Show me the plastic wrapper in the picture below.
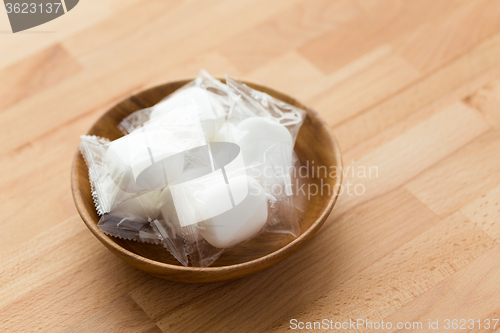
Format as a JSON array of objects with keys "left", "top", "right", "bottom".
[
  {"left": 118, "top": 70, "right": 231, "bottom": 136},
  {"left": 79, "top": 70, "right": 306, "bottom": 267}
]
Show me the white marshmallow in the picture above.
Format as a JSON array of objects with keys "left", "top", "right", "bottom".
[
  {"left": 236, "top": 117, "right": 292, "bottom": 166},
  {"left": 235, "top": 117, "right": 293, "bottom": 191},
  {"left": 106, "top": 105, "right": 207, "bottom": 192},
  {"left": 159, "top": 187, "right": 202, "bottom": 241},
  {"left": 210, "top": 122, "right": 238, "bottom": 143},
  {"left": 199, "top": 175, "right": 268, "bottom": 248},
  {"left": 110, "top": 189, "right": 162, "bottom": 221},
  {"left": 168, "top": 142, "right": 247, "bottom": 228},
  {"left": 150, "top": 87, "right": 226, "bottom": 140}
]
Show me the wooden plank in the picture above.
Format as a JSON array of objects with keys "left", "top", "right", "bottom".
[
  {"left": 63, "top": 0, "right": 301, "bottom": 68},
  {"left": 461, "top": 183, "right": 500, "bottom": 242},
  {"left": 333, "top": 31, "right": 500, "bottom": 151},
  {"left": 342, "top": 65, "right": 500, "bottom": 161},
  {"left": 406, "top": 130, "right": 500, "bottom": 218},
  {"left": 295, "top": 45, "right": 393, "bottom": 101},
  {"left": 0, "top": 104, "right": 101, "bottom": 252},
  {"left": 298, "top": 0, "right": 464, "bottom": 74},
  {"left": 64, "top": 294, "right": 161, "bottom": 333},
  {"left": 294, "top": 212, "right": 496, "bottom": 324},
  {"left": 465, "top": 75, "right": 500, "bottom": 129},
  {"left": 0, "top": 44, "right": 81, "bottom": 112},
  {"left": 375, "top": 244, "right": 500, "bottom": 333},
  {"left": 0, "top": 65, "right": 143, "bottom": 156},
  {"left": 217, "top": 0, "right": 362, "bottom": 74},
  {"left": 61, "top": 0, "right": 189, "bottom": 65},
  {"left": 332, "top": 102, "right": 490, "bottom": 219},
  {"left": 0, "top": 217, "right": 155, "bottom": 332},
  {"left": 395, "top": 0, "right": 500, "bottom": 73},
  {"left": 160, "top": 52, "right": 244, "bottom": 80},
  {"left": 246, "top": 51, "right": 326, "bottom": 97},
  {"left": 306, "top": 51, "right": 419, "bottom": 126}
]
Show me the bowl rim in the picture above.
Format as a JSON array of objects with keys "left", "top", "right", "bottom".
[{"left": 71, "top": 78, "right": 343, "bottom": 275}]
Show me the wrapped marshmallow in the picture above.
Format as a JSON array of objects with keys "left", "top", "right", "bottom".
[
  {"left": 119, "top": 70, "right": 232, "bottom": 136},
  {"left": 150, "top": 87, "right": 226, "bottom": 140},
  {"left": 97, "top": 190, "right": 162, "bottom": 244},
  {"left": 79, "top": 70, "right": 306, "bottom": 267},
  {"left": 199, "top": 175, "right": 268, "bottom": 248}
]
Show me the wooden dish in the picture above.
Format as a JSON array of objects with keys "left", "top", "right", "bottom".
[{"left": 71, "top": 79, "right": 343, "bottom": 283}]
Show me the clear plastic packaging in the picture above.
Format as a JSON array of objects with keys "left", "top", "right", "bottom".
[
  {"left": 118, "top": 70, "right": 232, "bottom": 136},
  {"left": 79, "top": 70, "right": 306, "bottom": 267}
]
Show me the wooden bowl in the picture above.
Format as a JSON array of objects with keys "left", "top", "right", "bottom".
[{"left": 71, "top": 79, "right": 343, "bottom": 283}]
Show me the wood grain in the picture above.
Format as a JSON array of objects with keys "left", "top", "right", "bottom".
[
  {"left": 0, "top": 44, "right": 81, "bottom": 112},
  {"left": 3, "top": 0, "right": 500, "bottom": 331}
]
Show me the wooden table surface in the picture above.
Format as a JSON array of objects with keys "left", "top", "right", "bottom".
[{"left": 2, "top": 0, "right": 500, "bottom": 332}]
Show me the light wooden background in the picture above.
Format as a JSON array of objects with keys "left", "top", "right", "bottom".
[{"left": 2, "top": 0, "right": 500, "bottom": 332}]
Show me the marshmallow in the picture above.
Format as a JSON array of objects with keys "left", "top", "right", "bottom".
[
  {"left": 102, "top": 91, "right": 294, "bottom": 250},
  {"left": 168, "top": 142, "right": 246, "bottom": 228},
  {"left": 199, "top": 175, "right": 268, "bottom": 248},
  {"left": 210, "top": 122, "right": 238, "bottom": 143},
  {"left": 106, "top": 104, "right": 207, "bottom": 192},
  {"left": 151, "top": 87, "right": 226, "bottom": 140},
  {"left": 235, "top": 117, "right": 293, "bottom": 191},
  {"left": 110, "top": 189, "right": 162, "bottom": 221},
  {"left": 159, "top": 187, "right": 202, "bottom": 241},
  {"left": 235, "top": 117, "right": 292, "bottom": 165}
]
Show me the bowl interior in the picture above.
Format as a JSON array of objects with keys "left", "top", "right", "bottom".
[{"left": 72, "top": 79, "right": 342, "bottom": 278}]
